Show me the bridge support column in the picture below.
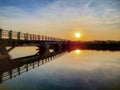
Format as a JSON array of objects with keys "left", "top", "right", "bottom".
[
  {"left": 36, "top": 42, "right": 48, "bottom": 55},
  {"left": 0, "top": 41, "right": 9, "bottom": 59}
]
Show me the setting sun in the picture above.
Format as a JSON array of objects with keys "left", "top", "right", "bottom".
[{"left": 75, "top": 33, "right": 81, "bottom": 38}]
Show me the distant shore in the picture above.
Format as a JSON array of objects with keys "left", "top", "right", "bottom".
[{"left": 68, "top": 40, "right": 120, "bottom": 51}]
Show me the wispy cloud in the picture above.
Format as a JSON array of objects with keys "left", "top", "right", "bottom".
[{"left": 0, "top": 0, "right": 120, "bottom": 40}]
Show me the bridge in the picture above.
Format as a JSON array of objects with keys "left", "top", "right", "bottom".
[{"left": 0, "top": 28, "right": 69, "bottom": 58}]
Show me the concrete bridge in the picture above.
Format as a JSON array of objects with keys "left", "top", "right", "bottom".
[{"left": 0, "top": 28, "right": 69, "bottom": 58}]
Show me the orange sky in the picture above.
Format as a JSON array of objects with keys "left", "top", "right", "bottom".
[{"left": 0, "top": 0, "right": 120, "bottom": 41}]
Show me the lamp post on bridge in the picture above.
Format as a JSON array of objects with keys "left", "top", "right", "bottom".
[
  {"left": 0, "top": 28, "right": 2, "bottom": 39},
  {"left": 38, "top": 35, "right": 40, "bottom": 40},
  {"left": 17, "top": 32, "right": 20, "bottom": 40},
  {"left": 24, "top": 33, "right": 28, "bottom": 40},
  {"left": 30, "top": 34, "right": 32, "bottom": 40},
  {"left": 9, "top": 30, "right": 12, "bottom": 40},
  {"left": 42, "top": 35, "right": 44, "bottom": 40}
]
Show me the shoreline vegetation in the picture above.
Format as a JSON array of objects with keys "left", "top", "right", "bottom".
[{"left": 68, "top": 40, "right": 120, "bottom": 51}]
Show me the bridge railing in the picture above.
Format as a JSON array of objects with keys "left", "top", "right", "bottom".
[
  {"left": 0, "top": 28, "right": 67, "bottom": 41},
  {"left": 1, "top": 30, "right": 9, "bottom": 39}
]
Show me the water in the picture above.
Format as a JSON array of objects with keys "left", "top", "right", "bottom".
[{"left": 0, "top": 47, "right": 120, "bottom": 90}]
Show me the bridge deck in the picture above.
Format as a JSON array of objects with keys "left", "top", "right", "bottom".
[{"left": 0, "top": 29, "right": 68, "bottom": 47}]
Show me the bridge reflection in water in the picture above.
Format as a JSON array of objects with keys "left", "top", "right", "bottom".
[{"left": 0, "top": 49, "right": 67, "bottom": 84}]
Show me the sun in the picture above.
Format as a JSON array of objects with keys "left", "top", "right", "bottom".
[
  {"left": 75, "top": 49, "right": 81, "bottom": 54},
  {"left": 75, "top": 33, "right": 81, "bottom": 38}
]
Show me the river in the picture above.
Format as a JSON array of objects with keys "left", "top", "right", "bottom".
[{"left": 0, "top": 47, "right": 120, "bottom": 90}]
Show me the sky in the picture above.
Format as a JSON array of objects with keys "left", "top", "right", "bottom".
[{"left": 0, "top": 0, "right": 120, "bottom": 40}]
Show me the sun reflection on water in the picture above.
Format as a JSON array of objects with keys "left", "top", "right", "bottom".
[{"left": 75, "top": 49, "right": 81, "bottom": 54}]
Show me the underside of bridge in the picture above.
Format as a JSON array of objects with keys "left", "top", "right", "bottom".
[{"left": 0, "top": 39, "right": 68, "bottom": 59}]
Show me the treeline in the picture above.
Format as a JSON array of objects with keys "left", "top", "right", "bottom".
[{"left": 68, "top": 40, "right": 120, "bottom": 51}]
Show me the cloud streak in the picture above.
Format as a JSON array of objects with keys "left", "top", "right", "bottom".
[{"left": 0, "top": 0, "right": 120, "bottom": 40}]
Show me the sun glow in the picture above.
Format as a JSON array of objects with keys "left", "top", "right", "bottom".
[
  {"left": 75, "top": 33, "right": 81, "bottom": 38},
  {"left": 75, "top": 49, "right": 81, "bottom": 54}
]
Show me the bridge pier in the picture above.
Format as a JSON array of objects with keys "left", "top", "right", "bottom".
[
  {"left": 0, "top": 41, "right": 10, "bottom": 59},
  {"left": 36, "top": 43, "right": 47, "bottom": 55},
  {"left": 36, "top": 41, "right": 62, "bottom": 55}
]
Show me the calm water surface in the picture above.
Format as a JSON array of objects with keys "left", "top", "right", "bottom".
[{"left": 0, "top": 47, "right": 120, "bottom": 90}]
